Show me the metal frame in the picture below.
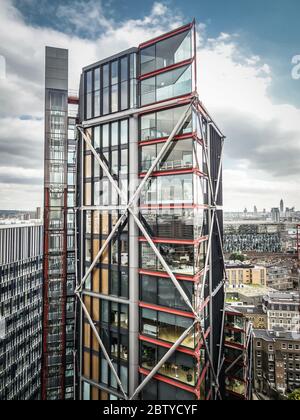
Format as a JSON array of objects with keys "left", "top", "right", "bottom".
[{"left": 75, "top": 93, "right": 226, "bottom": 400}]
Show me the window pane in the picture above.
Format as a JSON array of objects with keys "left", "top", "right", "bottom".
[
  {"left": 156, "top": 30, "right": 192, "bottom": 70},
  {"left": 103, "top": 64, "right": 109, "bottom": 88},
  {"left": 94, "top": 90, "right": 100, "bottom": 117},
  {"left": 121, "top": 81, "right": 128, "bottom": 110},
  {"left": 103, "top": 87, "right": 109, "bottom": 115},
  {"left": 86, "top": 93, "right": 92, "bottom": 119},
  {"left": 141, "top": 113, "right": 156, "bottom": 141},
  {"left": 120, "top": 120, "right": 128, "bottom": 144},
  {"left": 140, "top": 45, "right": 156, "bottom": 75},
  {"left": 111, "top": 61, "right": 119, "bottom": 85},
  {"left": 130, "top": 53, "right": 137, "bottom": 79},
  {"left": 94, "top": 67, "right": 100, "bottom": 91},
  {"left": 121, "top": 149, "right": 128, "bottom": 174},
  {"left": 111, "top": 122, "right": 118, "bottom": 146},
  {"left": 94, "top": 126, "right": 100, "bottom": 149},
  {"left": 86, "top": 71, "right": 92, "bottom": 93},
  {"left": 156, "top": 65, "right": 192, "bottom": 102},
  {"left": 121, "top": 57, "right": 128, "bottom": 82},
  {"left": 102, "top": 124, "right": 109, "bottom": 148},
  {"left": 111, "top": 84, "right": 118, "bottom": 113},
  {"left": 141, "top": 77, "right": 155, "bottom": 106}
]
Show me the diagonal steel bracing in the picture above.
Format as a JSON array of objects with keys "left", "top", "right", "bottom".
[
  {"left": 76, "top": 291, "right": 129, "bottom": 400},
  {"left": 75, "top": 98, "right": 225, "bottom": 401}
]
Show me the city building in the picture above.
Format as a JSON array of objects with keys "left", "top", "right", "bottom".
[
  {"left": 267, "top": 266, "right": 294, "bottom": 291},
  {"left": 224, "top": 307, "right": 253, "bottom": 400},
  {"left": 226, "top": 262, "right": 266, "bottom": 287},
  {"left": 280, "top": 200, "right": 284, "bottom": 214},
  {"left": 75, "top": 22, "right": 226, "bottom": 401},
  {"left": 224, "top": 221, "right": 282, "bottom": 254},
  {"left": 253, "top": 329, "right": 300, "bottom": 398},
  {"left": 0, "top": 224, "right": 43, "bottom": 400},
  {"left": 271, "top": 208, "right": 280, "bottom": 223},
  {"left": 226, "top": 284, "right": 276, "bottom": 307},
  {"left": 41, "top": 47, "right": 78, "bottom": 400},
  {"left": 262, "top": 292, "right": 300, "bottom": 333},
  {"left": 227, "top": 305, "right": 267, "bottom": 330}
]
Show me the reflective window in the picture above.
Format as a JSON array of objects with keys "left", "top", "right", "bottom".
[
  {"left": 141, "top": 309, "right": 196, "bottom": 348},
  {"left": 141, "top": 65, "right": 192, "bottom": 105},
  {"left": 140, "top": 29, "right": 192, "bottom": 75},
  {"left": 141, "top": 174, "right": 193, "bottom": 205},
  {"left": 140, "top": 139, "right": 195, "bottom": 172},
  {"left": 141, "top": 242, "right": 206, "bottom": 275},
  {"left": 140, "top": 105, "right": 192, "bottom": 141},
  {"left": 156, "top": 65, "right": 192, "bottom": 102},
  {"left": 141, "top": 208, "right": 205, "bottom": 240},
  {"left": 141, "top": 343, "right": 198, "bottom": 386},
  {"left": 140, "top": 275, "right": 194, "bottom": 312}
]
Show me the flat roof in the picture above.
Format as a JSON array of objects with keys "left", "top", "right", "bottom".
[
  {"left": 83, "top": 47, "right": 138, "bottom": 72},
  {"left": 0, "top": 222, "right": 42, "bottom": 229},
  {"left": 253, "top": 329, "right": 300, "bottom": 341}
]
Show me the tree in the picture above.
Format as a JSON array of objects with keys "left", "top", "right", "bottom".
[
  {"left": 229, "top": 253, "right": 245, "bottom": 262},
  {"left": 288, "top": 389, "right": 300, "bottom": 400}
]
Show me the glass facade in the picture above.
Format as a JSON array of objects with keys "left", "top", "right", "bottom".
[
  {"left": 141, "top": 308, "right": 197, "bottom": 349},
  {"left": 140, "top": 241, "right": 206, "bottom": 275},
  {"left": 141, "top": 342, "right": 202, "bottom": 387},
  {"left": 140, "top": 29, "right": 193, "bottom": 75},
  {"left": 43, "top": 47, "right": 77, "bottom": 400},
  {"left": 140, "top": 275, "right": 194, "bottom": 312},
  {"left": 141, "top": 65, "right": 192, "bottom": 106},
  {"left": 85, "top": 53, "right": 137, "bottom": 119},
  {"left": 141, "top": 208, "right": 206, "bottom": 240},
  {"left": 0, "top": 225, "right": 43, "bottom": 400},
  {"left": 78, "top": 22, "right": 224, "bottom": 402}
]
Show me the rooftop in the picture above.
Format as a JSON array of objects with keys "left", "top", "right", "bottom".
[{"left": 253, "top": 328, "right": 300, "bottom": 342}]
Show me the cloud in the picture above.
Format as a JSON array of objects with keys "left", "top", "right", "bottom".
[
  {"left": 197, "top": 30, "right": 300, "bottom": 210},
  {"left": 0, "top": 0, "right": 299, "bottom": 212}
]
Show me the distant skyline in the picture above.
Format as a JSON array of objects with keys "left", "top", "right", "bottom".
[{"left": 0, "top": 0, "right": 299, "bottom": 211}]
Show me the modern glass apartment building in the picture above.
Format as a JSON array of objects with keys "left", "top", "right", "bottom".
[
  {"left": 0, "top": 224, "right": 43, "bottom": 400},
  {"left": 75, "top": 22, "right": 226, "bottom": 401}
]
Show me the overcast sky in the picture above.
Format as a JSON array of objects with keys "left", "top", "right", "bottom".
[{"left": 0, "top": 0, "right": 299, "bottom": 212}]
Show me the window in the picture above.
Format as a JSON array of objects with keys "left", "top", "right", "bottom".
[
  {"left": 140, "top": 45, "right": 156, "bottom": 75},
  {"left": 141, "top": 308, "right": 196, "bottom": 348},
  {"left": 140, "top": 105, "right": 193, "bottom": 141},
  {"left": 141, "top": 342, "right": 197, "bottom": 386},
  {"left": 141, "top": 65, "right": 192, "bottom": 106},
  {"left": 141, "top": 242, "right": 204, "bottom": 275},
  {"left": 141, "top": 174, "right": 194, "bottom": 205},
  {"left": 140, "top": 139, "right": 197, "bottom": 173},
  {"left": 140, "top": 29, "right": 192, "bottom": 75}
]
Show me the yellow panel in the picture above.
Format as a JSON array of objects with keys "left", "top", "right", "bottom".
[
  {"left": 92, "top": 355, "right": 99, "bottom": 382},
  {"left": 85, "top": 155, "right": 92, "bottom": 178},
  {"left": 92, "top": 297, "right": 100, "bottom": 322},
  {"left": 101, "top": 269, "right": 109, "bottom": 295},
  {"left": 92, "top": 268, "right": 100, "bottom": 293},
  {"left": 101, "top": 242, "right": 109, "bottom": 264},
  {"left": 83, "top": 351, "right": 90, "bottom": 378},
  {"left": 84, "top": 322, "right": 91, "bottom": 348},
  {"left": 93, "top": 239, "right": 100, "bottom": 259},
  {"left": 102, "top": 212, "right": 109, "bottom": 234},
  {"left": 92, "top": 386, "right": 99, "bottom": 401},
  {"left": 93, "top": 211, "right": 100, "bottom": 234},
  {"left": 101, "top": 391, "right": 109, "bottom": 400},
  {"left": 84, "top": 295, "right": 91, "bottom": 313},
  {"left": 85, "top": 183, "right": 92, "bottom": 206}
]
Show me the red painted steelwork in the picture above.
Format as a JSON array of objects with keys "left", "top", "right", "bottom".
[
  {"left": 139, "top": 301, "right": 195, "bottom": 319},
  {"left": 139, "top": 22, "right": 193, "bottom": 50}
]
